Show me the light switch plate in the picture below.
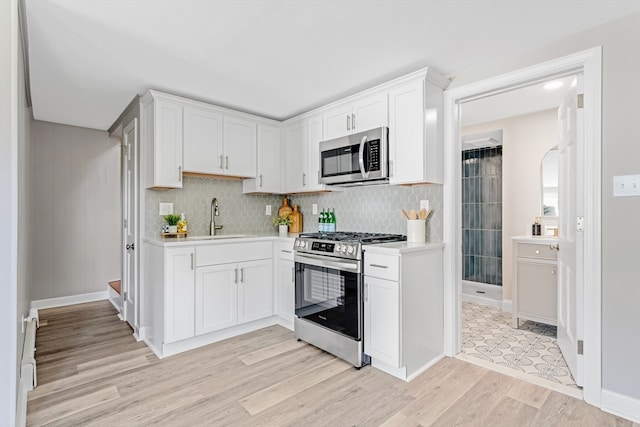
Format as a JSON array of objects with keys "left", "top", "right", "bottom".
[
  {"left": 265, "top": 205, "right": 272, "bottom": 216},
  {"left": 159, "top": 202, "right": 173, "bottom": 215},
  {"left": 613, "top": 174, "right": 640, "bottom": 197},
  {"left": 420, "top": 200, "right": 430, "bottom": 211}
]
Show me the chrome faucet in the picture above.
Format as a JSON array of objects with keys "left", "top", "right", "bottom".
[{"left": 210, "top": 197, "right": 223, "bottom": 236}]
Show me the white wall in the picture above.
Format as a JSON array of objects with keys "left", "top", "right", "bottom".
[
  {"left": 30, "top": 121, "right": 121, "bottom": 301},
  {"left": 450, "top": 12, "right": 640, "bottom": 401},
  {"left": 463, "top": 109, "right": 557, "bottom": 300}
]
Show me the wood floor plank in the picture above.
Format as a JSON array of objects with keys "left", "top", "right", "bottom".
[
  {"left": 239, "top": 356, "right": 352, "bottom": 415},
  {"left": 26, "top": 300, "right": 637, "bottom": 427}
]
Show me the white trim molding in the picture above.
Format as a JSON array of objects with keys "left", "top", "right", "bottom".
[
  {"left": 601, "top": 390, "right": 640, "bottom": 424},
  {"left": 443, "top": 47, "right": 602, "bottom": 407},
  {"left": 31, "top": 291, "right": 108, "bottom": 310}
]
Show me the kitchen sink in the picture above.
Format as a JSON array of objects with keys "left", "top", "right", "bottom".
[{"left": 186, "top": 234, "right": 255, "bottom": 241}]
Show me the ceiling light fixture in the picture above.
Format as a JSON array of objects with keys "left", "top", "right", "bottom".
[{"left": 544, "top": 80, "right": 564, "bottom": 90}]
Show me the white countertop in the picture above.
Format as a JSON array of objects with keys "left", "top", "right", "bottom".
[
  {"left": 143, "top": 232, "right": 299, "bottom": 247},
  {"left": 511, "top": 235, "right": 558, "bottom": 244},
  {"left": 362, "top": 241, "right": 445, "bottom": 254}
]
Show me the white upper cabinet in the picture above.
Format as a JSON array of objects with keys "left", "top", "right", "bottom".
[
  {"left": 223, "top": 115, "right": 257, "bottom": 177},
  {"left": 243, "top": 124, "right": 281, "bottom": 194},
  {"left": 142, "top": 92, "right": 184, "bottom": 189},
  {"left": 282, "top": 120, "right": 308, "bottom": 193},
  {"left": 183, "top": 106, "right": 223, "bottom": 175},
  {"left": 323, "top": 92, "right": 388, "bottom": 140},
  {"left": 305, "top": 115, "right": 325, "bottom": 191},
  {"left": 388, "top": 75, "right": 446, "bottom": 185}
]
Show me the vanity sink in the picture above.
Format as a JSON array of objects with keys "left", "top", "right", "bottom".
[{"left": 187, "top": 234, "right": 255, "bottom": 241}]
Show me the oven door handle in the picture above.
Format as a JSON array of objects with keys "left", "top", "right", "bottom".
[
  {"left": 295, "top": 253, "right": 360, "bottom": 272},
  {"left": 358, "top": 135, "right": 369, "bottom": 178}
]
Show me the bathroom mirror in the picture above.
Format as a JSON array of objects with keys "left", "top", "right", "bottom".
[{"left": 541, "top": 147, "right": 559, "bottom": 217}]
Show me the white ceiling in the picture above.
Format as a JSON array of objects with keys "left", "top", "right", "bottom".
[{"left": 25, "top": 1, "right": 640, "bottom": 131}]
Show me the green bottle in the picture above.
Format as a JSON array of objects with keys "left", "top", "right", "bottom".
[{"left": 329, "top": 208, "right": 336, "bottom": 232}]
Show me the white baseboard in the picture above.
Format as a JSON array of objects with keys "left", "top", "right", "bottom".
[
  {"left": 31, "top": 291, "right": 108, "bottom": 310},
  {"left": 16, "top": 380, "right": 28, "bottom": 427},
  {"left": 602, "top": 389, "right": 640, "bottom": 423}
]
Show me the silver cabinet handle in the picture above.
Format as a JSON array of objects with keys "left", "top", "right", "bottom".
[
  {"left": 369, "top": 264, "right": 389, "bottom": 269},
  {"left": 346, "top": 114, "right": 350, "bottom": 131},
  {"left": 389, "top": 160, "right": 393, "bottom": 177},
  {"left": 234, "top": 268, "right": 238, "bottom": 284},
  {"left": 550, "top": 244, "right": 560, "bottom": 251},
  {"left": 219, "top": 155, "right": 224, "bottom": 169},
  {"left": 178, "top": 166, "right": 182, "bottom": 182},
  {"left": 352, "top": 113, "right": 356, "bottom": 130},
  {"left": 225, "top": 155, "right": 229, "bottom": 170},
  {"left": 240, "top": 267, "right": 244, "bottom": 283},
  {"left": 259, "top": 174, "right": 263, "bottom": 187},
  {"left": 291, "top": 267, "right": 294, "bottom": 282},
  {"left": 281, "top": 250, "right": 292, "bottom": 253},
  {"left": 190, "top": 253, "right": 194, "bottom": 270},
  {"left": 302, "top": 172, "right": 306, "bottom": 186},
  {"left": 365, "top": 283, "right": 368, "bottom": 302},
  {"left": 551, "top": 269, "right": 556, "bottom": 275},
  {"left": 535, "top": 250, "right": 540, "bottom": 254}
]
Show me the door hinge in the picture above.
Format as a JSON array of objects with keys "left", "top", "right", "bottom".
[
  {"left": 122, "top": 144, "right": 128, "bottom": 156},
  {"left": 576, "top": 216, "right": 584, "bottom": 232},
  {"left": 123, "top": 218, "right": 128, "bottom": 229},
  {"left": 577, "top": 340, "right": 584, "bottom": 355},
  {"left": 577, "top": 94, "right": 584, "bottom": 109},
  {"left": 123, "top": 291, "right": 128, "bottom": 301}
]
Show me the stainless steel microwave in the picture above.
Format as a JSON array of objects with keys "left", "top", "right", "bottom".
[{"left": 319, "top": 127, "right": 389, "bottom": 186}]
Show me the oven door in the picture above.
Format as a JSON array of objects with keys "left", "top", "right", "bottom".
[{"left": 294, "top": 253, "right": 362, "bottom": 341}]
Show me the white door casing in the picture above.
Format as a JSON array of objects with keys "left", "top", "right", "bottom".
[
  {"left": 557, "top": 76, "right": 584, "bottom": 386},
  {"left": 443, "top": 47, "right": 602, "bottom": 406},
  {"left": 122, "top": 118, "right": 138, "bottom": 330}
]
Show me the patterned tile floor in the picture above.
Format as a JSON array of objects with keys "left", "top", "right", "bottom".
[{"left": 462, "top": 301, "right": 578, "bottom": 389}]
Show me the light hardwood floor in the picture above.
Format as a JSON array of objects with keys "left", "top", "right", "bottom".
[{"left": 27, "top": 301, "right": 637, "bottom": 426}]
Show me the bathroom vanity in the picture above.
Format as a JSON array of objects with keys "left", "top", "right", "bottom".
[{"left": 511, "top": 236, "right": 559, "bottom": 328}]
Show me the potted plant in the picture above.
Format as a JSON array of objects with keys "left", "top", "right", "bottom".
[
  {"left": 273, "top": 215, "right": 292, "bottom": 236},
  {"left": 163, "top": 214, "right": 182, "bottom": 233}
]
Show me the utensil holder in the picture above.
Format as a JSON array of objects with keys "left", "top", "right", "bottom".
[{"left": 407, "top": 219, "right": 426, "bottom": 243}]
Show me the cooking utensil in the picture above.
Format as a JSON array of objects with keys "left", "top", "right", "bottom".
[
  {"left": 418, "top": 208, "right": 428, "bottom": 220},
  {"left": 401, "top": 209, "right": 410, "bottom": 220},
  {"left": 408, "top": 209, "right": 417, "bottom": 220}
]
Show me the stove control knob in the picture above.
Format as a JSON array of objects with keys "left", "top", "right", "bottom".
[
  {"left": 347, "top": 245, "right": 355, "bottom": 254},
  {"left": 341, "top": 245, "right": 348, "bottom": 253},
  {"left": 298, "top": 241, "right": 305, "bottom": 248}
]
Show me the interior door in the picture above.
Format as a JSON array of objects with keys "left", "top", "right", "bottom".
[
  {"left": 557, "top": 76, "right": 584, "bottom": 386},
  {"left": 122, "top": 118, "right": 138, "bottom": 330}
]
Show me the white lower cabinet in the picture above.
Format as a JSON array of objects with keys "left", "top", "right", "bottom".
[
  {"left": 238, "top": 259, "right": 274, "bottom": 323},
  {"left": 364, "top": 276, "right": 400, "bottom": 367},
  {"left": 164, "top": 246, "right": 195, "bottom": 343},
  {"left": 195, "top": 263, "right": 238, "bottom": 335},
  {"left": 276, "top": 239, "right": 295, "bottom": 325},
  {"left": 363, "top": 244, "right": 443, "bottom": 380}
]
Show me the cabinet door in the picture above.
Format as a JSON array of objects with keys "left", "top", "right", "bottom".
[
  {"left": 238, "top": 259, "right": 273, "bottom": 324},
  {"left": 388, "top": 80, "right": 425, "bottom": 185},
  {"left": 223, "top": 116, "right": 257, "bottom": 177},
  {"left": 154, "top": 100, "right": 184, "bottom": 188},
  {"left": 364, "top": 276, "right": 400, "bottom": 367},
  {"left": 352, "top": 92, "right": 388, "bottom": 133},
  {"left": 517, "top": 260, "right": 557, "bottom": 324},
  {"left": 195, "top": 263, "right": 238, "bottom": 335},
  {"left": 183, "top": 106, "right": 224, "bottom": 174},
  {"left": 165, "top": 247, "right": 195, "bottom": 343},
  {"left": 323, "top": 104, "right": 352, "bottom": 140},
  {"left": 256, "top": 124, "right": 281, "bottom": 192},
  {"left": 282, "top": 121, "right": 307, "bottom": 193},
  {"left": 306, "top": 115, "right": 324, "bottom": 191},
  {"left": 277, "top": 258, "right": 295, "bottom": 324}
]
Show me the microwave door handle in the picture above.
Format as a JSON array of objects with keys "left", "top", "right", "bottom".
[{"left": 358, "top": 135, "right": 369, "bottom": 178}]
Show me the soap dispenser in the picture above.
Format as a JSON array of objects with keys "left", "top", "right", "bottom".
[{"left": 532, "top": 217, "right": 542, "bottom": 236}]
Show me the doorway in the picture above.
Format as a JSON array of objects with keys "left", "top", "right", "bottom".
[
  {"left": 121, "top": 118, "right": 138, "bottom": 332},
  {"left": 443, "top": 47, "right": 602, "bottom": 407}
]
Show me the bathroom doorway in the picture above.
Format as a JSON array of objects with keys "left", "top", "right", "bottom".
[{"left": 443, "top": 47, "right": 603, "bottom": 405}]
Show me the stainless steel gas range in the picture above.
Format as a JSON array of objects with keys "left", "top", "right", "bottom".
[{"left": 293, "top": 232, "right": 406, "bottom": 368}]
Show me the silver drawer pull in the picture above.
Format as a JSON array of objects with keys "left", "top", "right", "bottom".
[
  {"left": 551, "top": 270, "right": 556, "bottom": 275},
  {"left": 550, "top": 244, "right": 560, "bottom": 251},
  {"left": 369, "top": 264, "right": 389, "bottom": 269},
  {"left": 535, "top": 250, "right": 540, "bottom": 254},
  {"left": 281, "top": 250, "right": 292, "bottom": 253}
]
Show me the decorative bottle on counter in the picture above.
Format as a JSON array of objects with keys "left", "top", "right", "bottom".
[
  {"left": 532, "top": 217, "right": 542, "bottom": 236},
  {"left": 329, "top": 208, "right": 336, "bottom": 232},
  {"left": 289, "top": 205, "right": 303, "bottom": 233},
  {"left": 278, "top": 197, "right": 293, "bottom": 219}
]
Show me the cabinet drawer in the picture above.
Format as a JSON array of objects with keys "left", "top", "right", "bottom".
[
  {"left": 196, "top": 241, "right": 272, "bottom": 267},
  {"left": 517, "top": 243, "right": 557, "bottom": 260},
  {"left": 364, "top": 252, "right": 399, "bottom": 281},
  {"left": 278, "top": 240, "right": 295, "bottom": 261}
]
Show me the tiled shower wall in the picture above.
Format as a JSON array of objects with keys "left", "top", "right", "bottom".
[
  {"left": 462, "top": 147, "right": 502, "bottom": 285},
  {"left": 145, "top": 176, "right": 443, "bottom": 242}
]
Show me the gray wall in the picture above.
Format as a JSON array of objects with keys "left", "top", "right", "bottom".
[
  {"left": 450, "top": 12, "right": 640, "bottom": 399},
  {"left": 146, "top": 177, "right": 443, "bottom": 243},
  {"left": 30, "top": 121, "right": 121, "bottom": 301}
]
